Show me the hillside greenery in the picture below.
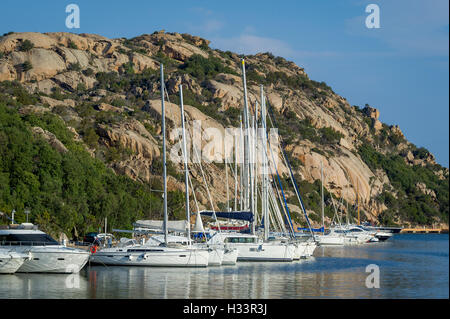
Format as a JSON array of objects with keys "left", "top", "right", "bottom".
[
  {"left": 358, "top": 143, "right": 448, "bottom": 226},
  {"left": 0, "top": 94, "right": 186, "bottom": 239}
]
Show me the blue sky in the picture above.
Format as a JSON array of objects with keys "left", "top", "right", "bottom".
[{"left": 1, "top": 0, "right": 448, "bottom": 166}]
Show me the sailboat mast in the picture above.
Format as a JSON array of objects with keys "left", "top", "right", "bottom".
[
  {"left": 321, "top": 161, "right": 324, "bottom": 233},
  {"left": 161, "top": 64, "right": 168, "bottom": 245},
  {"left": 179, "top": 84, "right": 191, "bottom": 242},
  {"left": 261, "top": 85, "right": 269, "bottom": 241},
  {"left": 241, "top": 59, "right": 251, "bottom": 212},
  {"left": 239, "top": 116, "right": 244, "bottom": 211},
  {"left": 234, "top": 136, "right": 238, "bottom": 211},
  {"left": 225, "top": 149, "right": 230, "bottom": 212},
  {"left": 357, "top": 181, "right": 360, "bottom": 225}
]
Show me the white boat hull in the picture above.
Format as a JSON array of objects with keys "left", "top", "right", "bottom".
[
  {"left": 0, "top": 252, "right": 27, "bottom": 274},
  {"left": 230, "top": 243, "right": 295, "bottom": 262},
  {"left": 207, "top": 247, "right": 224, "bottom": 266},
  {"left": 222, "top": 248, "right": 238, "bottom": 265},
  {"left": 11, "top": 247, "right": 90, "bottom": 273},
  {"left": 316, "top": 235, "right": 345, "bottom": 246},
  {"left": 304, "top": 241, "right": 317, "bottom": 257},
  {"left": 90, "top": 247, "right": 209, "bottom": 267},
  {"left": 293, "top": 242, "right": 307, "bottom": 259}
]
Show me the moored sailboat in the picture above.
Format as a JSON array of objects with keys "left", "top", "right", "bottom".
[{"left": 90, "top": 64, "right": 209, "bottom": 267}]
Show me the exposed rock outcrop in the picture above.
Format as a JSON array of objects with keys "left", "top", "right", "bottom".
[{"left": 31, "top": 127, "right": 68, "bottom": 153}]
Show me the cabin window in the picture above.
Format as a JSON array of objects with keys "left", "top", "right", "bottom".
[
  {"left": 225, "top": 237, "right": 255, "bottom": 244},
  {"left": 127, "top": 249, "right": 164, "bottom": 252},
  {"left": 0, "top": 234, "right": 58, "bottom": 246}
]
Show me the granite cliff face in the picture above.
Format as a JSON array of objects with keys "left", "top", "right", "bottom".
[{"left": 0, "top": 31, "right": 447, "bottom": 228}]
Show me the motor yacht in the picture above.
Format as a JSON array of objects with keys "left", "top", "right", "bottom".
[{"left": 0, "top": 223, "right": 89, "bottom": 273}]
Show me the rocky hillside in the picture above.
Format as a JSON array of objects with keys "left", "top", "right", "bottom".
[{"left": 0, "top": 31, "right": 448, "bottom": 236}]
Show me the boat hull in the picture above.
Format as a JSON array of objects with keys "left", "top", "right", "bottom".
[
  {"left": 304, "top": 241, "right": 317, "bottom": 257},
  {"left": 222, "top": 248, "right": 238, "bottom": 265},
  {"left": 207, "top": 247, "right": 224, "bottom": 266},
  {"left": 0, "top": 254, "right": 26, "bottom": 274},
  {"left": 375, "top": 232, "right": 393, "bottom": 241},
  {"left": 231, "top": 243, "right": 295, "bottom": 262},
  {"left": 90, "top": 247, "right": 209, "bottom": 267},
  {"left": 316, "top": 235, "right": 345, "bottom": 246},
  {"left": 12, "top": 248, "right": 90, "bottom": 273}
]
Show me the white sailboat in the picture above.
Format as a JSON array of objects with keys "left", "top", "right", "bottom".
[
  {"left": 90, "top": 64, "right": 209, "bottom": 267},
  {"left": 257, "top": 84, "right": 317, "bottom": 259},
  {"left": 204, "top": 60, "right": 295, "bottom": 262}
]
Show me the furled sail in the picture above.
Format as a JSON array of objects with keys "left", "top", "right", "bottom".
[{"left": 193, "top": 211, "right": 205, "bottom": 233}]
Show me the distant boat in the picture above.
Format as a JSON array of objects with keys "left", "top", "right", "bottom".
[{"left": 314, "top": 162, "right": 345, "bottom": 246}]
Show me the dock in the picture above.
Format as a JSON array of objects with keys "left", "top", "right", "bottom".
[{"left": 400, "top": 228, "right": 448, "bottom": 234}]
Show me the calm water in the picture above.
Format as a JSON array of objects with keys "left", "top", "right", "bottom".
[{"left": 1, "top": 234, "right": 448, "bottom": 299}]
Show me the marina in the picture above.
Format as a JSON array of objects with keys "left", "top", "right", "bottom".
[
  {"left": 0, "top": 7, "right": 448, "bottom": 303},
  {"left": 1, "top": 60, "right": 446, "bottom": 298},
  {"left": 0, "top": 234, "right": 447, "bottom": 299}
]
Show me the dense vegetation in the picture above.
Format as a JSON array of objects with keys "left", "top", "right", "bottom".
[
  {"left": 358, "top": 144, "right": 448, "bottom": 226},
  {"left": 0, "top": 94, "right": 186, "bottom": 239},
  {"left": 179, "top": 54, "right": 238, "bottom": 81}
]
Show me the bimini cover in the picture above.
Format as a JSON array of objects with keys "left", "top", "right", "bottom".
[
  {"left": 133, "top": 220, "right": 189, "bottom": 233},
  {"left": 200, "top": 211, "right": 254, "bottom": 222},
  {"left": 297, "top": 226, "right": 325, "bottom": 233}
]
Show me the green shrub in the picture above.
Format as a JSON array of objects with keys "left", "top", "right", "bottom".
[
  {"left": 121, "top": 62, "right": 134, "bottom": 75},
  {"left": 18, "top": 40, "right": 34, "bottom": 52},
  {"left": 19, "top": 61, "right": 33, "bottom": 72},
  {"left": 67, "top": 40, "right": 78, "bottom": 49},
  {"left": 0, "top": 81, "right": 38, "bottom": 105},
  {"left": 82, "top": 68, "right": 94, "bottom": 77},
  {"left": 319, "top": 126, "right": 343, "bottom": 144},
  {"left": 179, "top": 54, "right": 238, "bottom": 81},
  {"left": 83, "top": 127, "right": 99, "bottom": 148},
  {"left": 68, "top": 62, "right": 81, "bottom": 71}
]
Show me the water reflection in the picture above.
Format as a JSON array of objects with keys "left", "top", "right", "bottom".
[
  {"left": 0, "top": 272, "right": 89, "bottom": 298},
  {"left": 80, "top": 259, "right": 383, "bottom": 299}
]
